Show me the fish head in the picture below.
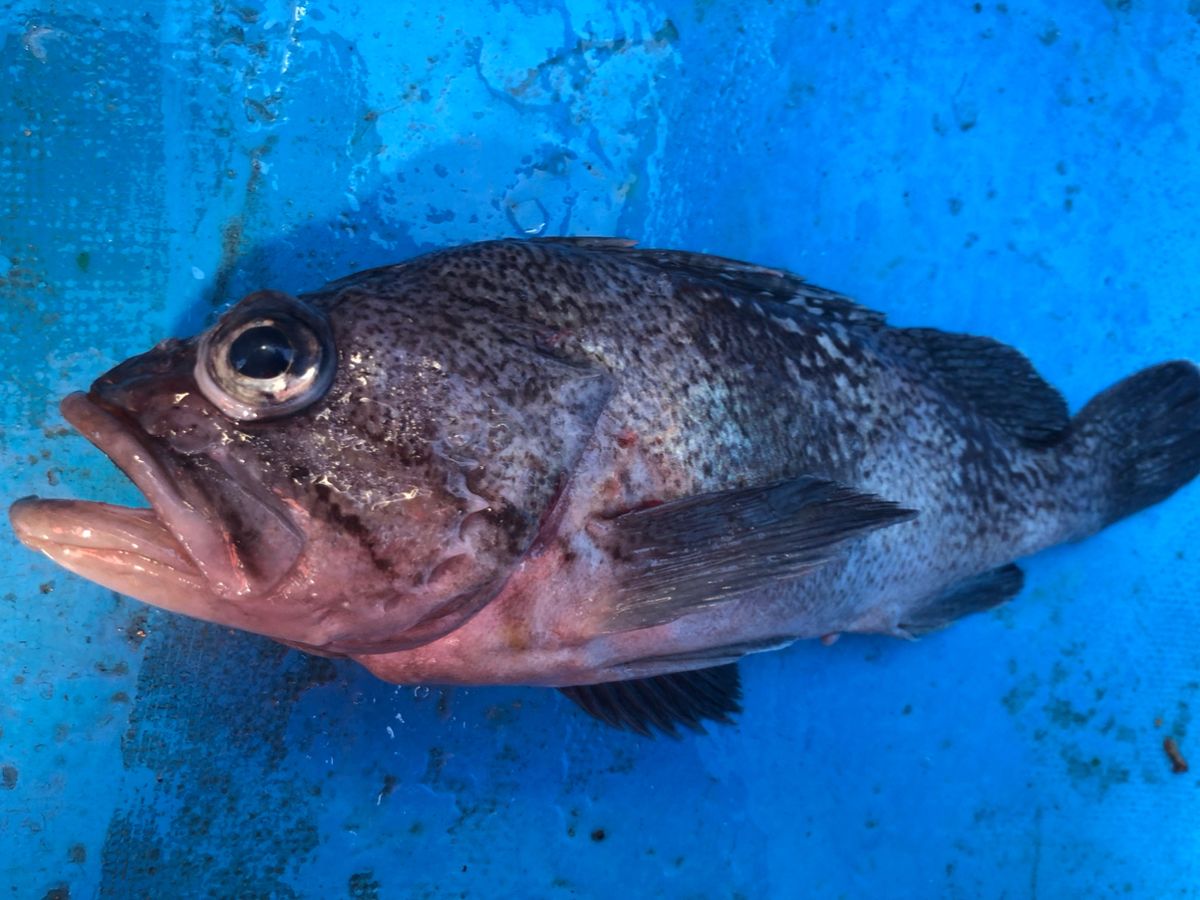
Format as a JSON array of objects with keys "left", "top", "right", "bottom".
[{"left": 10, "top": 271, "right": 612, "bottom": 654}]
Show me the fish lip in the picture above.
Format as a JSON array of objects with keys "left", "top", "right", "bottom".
[
  {"left": 65, "top": 390, "right": 264, "bottom": 594},
  {"left": 8, "top": 484, "right": 224, "bottom": 623},
  {"left": 13, "top": 392, "right": 249, "bottom": 601},
  {"left": 60, "top": 391, "right": 191, "bottom": 531},
  {"left": 9, "top": 496, "right": 193, "bottom": 570},
  {"left": 8, "top": 393, "right": 201, "bottom": 580}
]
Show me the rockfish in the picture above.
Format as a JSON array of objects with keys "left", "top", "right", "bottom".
[{"left": 10, "top": 238, "right": 1200, "bottom": 735}]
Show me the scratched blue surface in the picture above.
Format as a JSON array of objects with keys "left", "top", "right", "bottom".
[{"left": 2, "top": 2, "right": 1199, "bottom": 897}]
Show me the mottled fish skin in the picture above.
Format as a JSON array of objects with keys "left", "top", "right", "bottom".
[
  {"left": 309, "top": 238, "right": 1104, "bottom": 686},
  {"left": 10, "top": 237, "right": 1199, "bottom": 696}
]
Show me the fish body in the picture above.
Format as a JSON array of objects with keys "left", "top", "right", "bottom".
[{"left": 11, "top": 238, "right": 1200, "bottom": 734}]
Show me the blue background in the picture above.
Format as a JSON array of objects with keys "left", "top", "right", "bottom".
[{"left": 2, "top": 2, "right": 1198, "bottom": 897}]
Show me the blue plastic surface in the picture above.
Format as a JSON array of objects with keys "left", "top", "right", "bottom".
[{"left": 2, "top": 2, "right": 1198, "bottom": 897}]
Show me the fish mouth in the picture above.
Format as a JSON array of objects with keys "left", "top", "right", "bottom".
[{"left": 9, "top": 393, "right": 276, "bottom": 624}]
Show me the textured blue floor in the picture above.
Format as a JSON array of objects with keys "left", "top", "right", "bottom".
[{"left": 2, "top": 2, "right": 1199, "bottom": 897}]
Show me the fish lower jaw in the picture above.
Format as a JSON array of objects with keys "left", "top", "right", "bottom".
[{"left": 9, "top": 495, "right": 215, "bottom": 614}]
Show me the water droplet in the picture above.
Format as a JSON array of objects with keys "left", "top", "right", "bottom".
[
  {"left": 506, "top": 197, "right": 548, "bottom": 235},
  {"left": 488, "top": 422, "right": 513, "bottom": 452}
]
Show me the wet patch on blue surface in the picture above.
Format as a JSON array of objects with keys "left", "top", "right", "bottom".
[
  {"left": 99, "top": 625, "right": 335, "bottom": 896},
  {"left": 2, "top": 1, "right": 1199, "bottom": 897}
]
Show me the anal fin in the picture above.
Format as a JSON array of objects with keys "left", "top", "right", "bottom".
[
  {"left": 900, "top": 563, "right": 1024, "bottom": 637},
  {"left": 559, "top": 664, "right": 742, "bottom": 738}
]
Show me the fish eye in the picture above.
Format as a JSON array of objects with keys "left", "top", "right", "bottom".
[
  {"left": 229, "top": 325, "right": 296, "bottom": 380},
  {"left": 195, "top": 291, "right": 336, "bottom": 421}
]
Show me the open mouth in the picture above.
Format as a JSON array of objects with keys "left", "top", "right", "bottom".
[
  {"left": 9, "top": 392, "right": 224, "bottom": 615},
  {"left": 10, "top": 392, "right": 499, "bottom": 653}
]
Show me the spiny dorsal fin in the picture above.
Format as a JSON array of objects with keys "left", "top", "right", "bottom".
[
  {"left": 601, "top": 475, "right": 917, "bottom": 632},
  {"left": 880, "top": 328, "right": 1069, "bottom": 446},
  {"left": 900, "top": 564, "right": 1025, "bottom": 637},
  {"left": 559, "top": 664, "right": 742, "bottom": 737},
  {"left": 532, "top": 237, "right": 886, "bottom": 329}
]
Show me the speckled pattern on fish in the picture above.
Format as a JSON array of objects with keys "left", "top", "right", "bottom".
[{"left": 10, "top": 237, "right": 1200, "bottom": 734}]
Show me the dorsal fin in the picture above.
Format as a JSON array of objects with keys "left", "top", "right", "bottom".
[
  {"left": 880, "top": 327, "right": 1070, "bottom": 446},
  {"left": 532, "top": 237, "right": 886, "bottom": 329},
  {"left": 533, "top": 238, "right": 1066, "bottom": 445}
]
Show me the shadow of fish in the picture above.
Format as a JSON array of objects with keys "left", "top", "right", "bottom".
[{"left": 11, "top": 238, "right": 1200, "bottom": 737}]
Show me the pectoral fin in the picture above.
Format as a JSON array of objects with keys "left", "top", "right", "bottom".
[
  {"left": 559, "top": 664, "right": 742, "bottom": 737},
  {"left": 603, "top": 476, "right": 916, "bottom": 631}
]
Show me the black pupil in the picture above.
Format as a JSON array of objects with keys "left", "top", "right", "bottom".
[{"left": 229, "top": 325, "right": 295, "bottom": 380}]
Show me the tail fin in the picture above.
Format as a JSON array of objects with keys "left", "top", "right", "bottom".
[{"left": 1073, "top": 361, "right": 1200, "bottom": 528}]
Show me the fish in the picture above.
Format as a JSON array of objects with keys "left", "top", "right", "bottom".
[{"left": 10, "top": 237, "right": 1200, "bottom": 737}]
